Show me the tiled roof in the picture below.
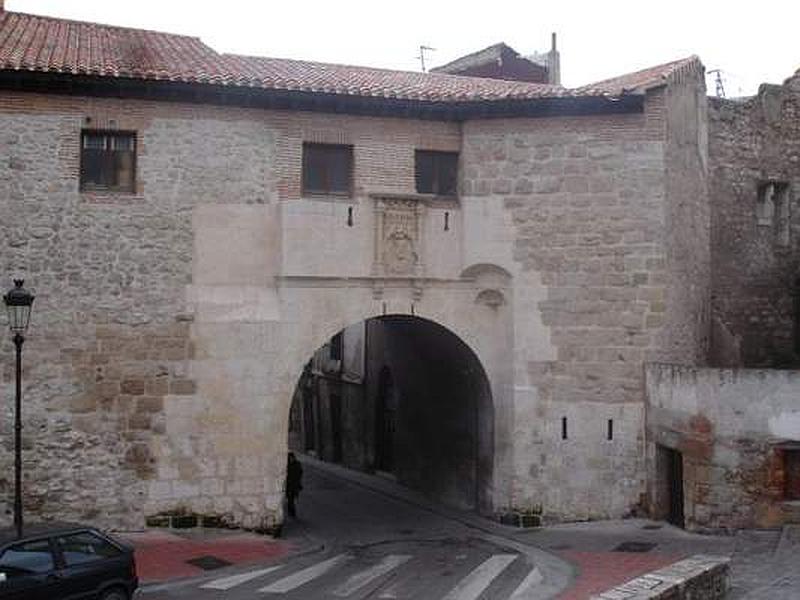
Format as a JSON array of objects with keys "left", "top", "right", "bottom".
[
  {"left": 575, "top": 56, "right": 703, "bottom": 95},
  {"left": 219, "top": 54, "right": 567, "bottom": 101},
  {"left": 0, "top": 11, "right": 227, "bottom": 82},
  {"left": 430, "top": 43, "right": 512, "bottom": 74},
  {"left": 0, "top": 10, "right": 700, "bottom": 104}
]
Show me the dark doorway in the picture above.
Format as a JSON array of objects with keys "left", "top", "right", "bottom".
[
  {"left": 661, "top": 446, "right": 685, "bottom": 528},
  {"left": 375, "top": 367, "right": 397, "bottom": 473},
  {"left": 302, "top": 387, "right": 315, "bottom": 453},
  {"left": 330, "top": 394, "right": 343, "bottom": 463},
  {"left": 287, "top": 315, "right": 493, "bottom": 514}
]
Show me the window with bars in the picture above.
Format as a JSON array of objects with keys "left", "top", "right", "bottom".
[
  {"left": 80, "top": 131, "right": 137, "bottom": 193},
  {"left": 302, "top": 143, "right": 353, "bottom": 196},
  {"left": 415, "top": 150, "right": 458, "bottom": 196}
]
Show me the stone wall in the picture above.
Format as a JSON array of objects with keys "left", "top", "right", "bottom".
[
  {"left": 708, "top": 71, "right": 800, "bottom": 367},
  {"left": 0, "top": 91, "right": 468, "bottom": 529},
  {"left": 0, "top": 67, "right": 709, "bottom": 529},
  {"left": 460, "top": 64, "right": 709, "bottom": 522},
  {"left": 647, "top": 363, "right": 800, "bottom": 530}
]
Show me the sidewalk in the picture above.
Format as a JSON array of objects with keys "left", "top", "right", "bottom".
[{"left": 119, "top": 527, "right": 302, "bottom": 584}]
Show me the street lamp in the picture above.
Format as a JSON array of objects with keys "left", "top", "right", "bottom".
[{"left": 3, "top": 280, "right": 34, "bottom": 539}]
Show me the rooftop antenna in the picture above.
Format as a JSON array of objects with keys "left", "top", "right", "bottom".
[
  {"left": 417, "top": 45, "right": 436, "bottom": 72},
  {"left": 707, "top": 69, "right": 726, "bottom": 98}
]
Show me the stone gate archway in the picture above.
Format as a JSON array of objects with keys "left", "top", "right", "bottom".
[{"left": 287, "top": 314, "right": 496, "bottom": 514}]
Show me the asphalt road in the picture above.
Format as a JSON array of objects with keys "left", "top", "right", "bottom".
[{"left": 142, "top": 462, "right": 561, "bottom": 600}]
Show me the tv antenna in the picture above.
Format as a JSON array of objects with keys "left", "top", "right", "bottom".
[
  {"left": 707, "top": 69, "right": 726, "bottom": 98},
  {"left": 417, "top": 46, "right": 436, "bottom": 72}
]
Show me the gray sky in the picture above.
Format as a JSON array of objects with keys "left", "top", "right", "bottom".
[{"left": 7, "top": 0, "right": 799, "bottom": 96}]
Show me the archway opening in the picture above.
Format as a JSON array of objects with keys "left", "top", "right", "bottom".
[{"left": 287, "top": 315, "right": 493, "bottom": 513}]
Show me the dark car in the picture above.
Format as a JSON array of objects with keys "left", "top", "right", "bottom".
[{"left": 0, "top": 523, "right": 138, "bottom": 600}]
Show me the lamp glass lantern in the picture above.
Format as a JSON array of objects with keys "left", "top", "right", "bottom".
[{"left": 4, "top": 280, "right": 34, "bottom": 335}]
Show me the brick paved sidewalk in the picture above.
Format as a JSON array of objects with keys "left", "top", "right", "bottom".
[
  {"left": 121, "top": 529, "right": 294, "bottom": 583},
  {"left": 555, "top": 550, "right": 685, "bottom": 599}
]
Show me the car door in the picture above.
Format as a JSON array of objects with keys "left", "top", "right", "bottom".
[
  {"left": 0, "top": 537, "right": 61, "bottom": 600},
  {"left": 54, "top": 530, "right": 128, "bottom": 599}
]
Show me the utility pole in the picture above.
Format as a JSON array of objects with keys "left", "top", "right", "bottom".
[
  {"left": 707, "top": 69, "right": 726, "bottom": 98},
  {"left": 417, "top": 46, "right": 435, "bottom": 73}
]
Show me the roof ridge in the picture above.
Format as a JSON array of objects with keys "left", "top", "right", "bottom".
[
  {"left": 3, "top": 9, "right": 212, "bottom": 46},
  {"left": 223, "top": 52, "right": 565, "bottom": 90},
  {"left": 575, "top": 55, "right": 703, "bottom": 94}
]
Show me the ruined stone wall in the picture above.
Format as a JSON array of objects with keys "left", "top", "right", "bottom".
[
  {"left": 461, "top": 75, "right": 708, "bottom": 521},
  {"left": 708, "top": 72, "right": 800, "bottom": 367},
  {"left": 647, "top": 363, "right": 800, "bottom": 530}
]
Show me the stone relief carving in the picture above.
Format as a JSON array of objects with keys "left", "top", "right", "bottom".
[{"left": 373, "top": 196, "right": 425, "bottom": 278}]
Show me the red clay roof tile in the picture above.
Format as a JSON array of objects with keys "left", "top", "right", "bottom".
[{"left": 0, "top": 10, "right": 701, "bottom": 103}]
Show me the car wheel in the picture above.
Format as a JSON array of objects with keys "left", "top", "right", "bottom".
[{"left": 100, "top": 587, "right": 129, "bottom": 600}]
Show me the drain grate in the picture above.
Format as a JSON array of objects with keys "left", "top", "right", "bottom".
[
  {"left": 186, "top": 555, "right": 232, "bottom": 570},
  {"left": 613, "top": 541, "right": 656, "bottom": 553}
]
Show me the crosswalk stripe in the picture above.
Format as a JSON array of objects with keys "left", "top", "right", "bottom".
[
  {"left": 508, "top": 565, "right": 543, "bottom": 599},
  {"left": 259, "top": 553, "right": 352, "bottom": 593},
  {"left": 200, "top": 566, "right": 283, "bottom": 590},
  {"left": 441, "top": 554, "right": 518, "bottom": 600},
  {"left": 332, "top": 554, "right": 412, "bottom": 597}
]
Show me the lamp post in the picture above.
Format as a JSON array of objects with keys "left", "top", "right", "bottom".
[{"left": 3, "top": 280, "right": 34, "bottom": 539}]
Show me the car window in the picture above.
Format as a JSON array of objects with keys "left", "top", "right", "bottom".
[
  {"left": 0, "top": 539, "right": 55, "bottom": 578},
  {"left": 56, "top": 532, "right": 121, "bottom": 566}
]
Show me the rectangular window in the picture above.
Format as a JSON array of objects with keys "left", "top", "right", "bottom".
[
  {"left": 415, "top": 150, "right": 458, "bottom": 196},
  {"left": 785, "top": 449, "right": 800, "bottom": 501},
  {"left": 56, "top": 532, "right": 121, "bottom": 566},
  {"left": 0, "top": 539, "right": 55, "bottom": 578},
  {"left": 302, "top": 143, "right": 353, "bottom": 196},
  {"left": 757, "top": 181, "right": 791, "bottom": 246},
  {"left": 80, "top": 131, "right": 137, "bottom": 193},
  {"left": 329, "top": 332, "right": 343, "bottom": 361}
]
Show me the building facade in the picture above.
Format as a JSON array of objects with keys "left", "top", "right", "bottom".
[{"left": 0, "top": 5, "right": 796, "bottom": 532}]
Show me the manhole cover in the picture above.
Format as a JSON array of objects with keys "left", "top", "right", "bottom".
[
  {"left": 642, "top": 524, "right": 663, "bottom": 530},
  {"left": 186, "top": 555, "right": 232, "bottom": 570},
  {"left": 613, "top": 542, "right": 656, "bottom": 553}
]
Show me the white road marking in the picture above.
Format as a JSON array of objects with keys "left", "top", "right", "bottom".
[
  {"left": 508, "top": 565, "right": 543, "bottom": 599},
  {"left": 200, "top": 566, "right": 283, "bottom": 590},
  {"left": 259, "top": 553, "right": 352, "bottom": 593},
  {"left": 441, "top": 554, "right": 518, "bottom": 600},
  {"left": 332, "top": 554, "right": 412, "bottom": 597}
]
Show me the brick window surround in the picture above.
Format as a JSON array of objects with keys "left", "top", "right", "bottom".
[
  {"left": 302, "top": 142, "right": 353, "bottom": 197},
  {"left": 415, "top": 150, "right": 458, "bottom": 196},
  {"left": 80, "top": 130, "right": 137, "bottom": 193}
]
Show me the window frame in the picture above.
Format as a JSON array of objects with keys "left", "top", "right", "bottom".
[
  {"left": 301, "top": 142, "right": 354, "bottom": 198},
  {"left": 414, "top": 149, "right": 459, "bottom": 197},
  {"left": 785, "top": 448, "right": 800, "bottom": 501},
  {"left": 54, "top": 531, "right": 122, "bottom": 568},
  {"left": 0, "top": 537, "right": 57, "bottom": 579},
  {"left": 80, "top": 130, "right": 138, "bottom": 194}
]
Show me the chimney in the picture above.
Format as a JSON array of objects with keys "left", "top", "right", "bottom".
[{"left": 548, "top": 32, "right": 561, "bottom": 85}]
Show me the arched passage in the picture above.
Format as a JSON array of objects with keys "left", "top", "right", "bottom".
[{"left": 287, "top": 315, "right": 494, "bottom": 513}]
